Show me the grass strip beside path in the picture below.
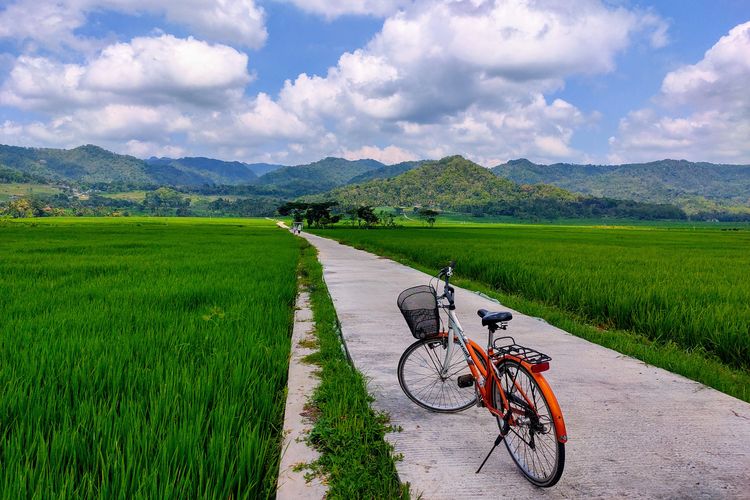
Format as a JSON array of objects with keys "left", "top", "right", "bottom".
[{"left": 298, "top": 242, "right": 408, "bottom": 499}]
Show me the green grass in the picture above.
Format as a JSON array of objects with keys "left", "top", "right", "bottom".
[
  {"left": 0, "top": 217, "right": 299, "bottom": 498},
  {"left": 101, "top": 190, "right": 149, "bottom": 202},
  {"left": 310, "top": 224, "right": 750, "bottom": 402},
  {"left": 299, "top": 243, "right": 408, "bottom": 499},
  {"left": 0, "top": 182, "right": 61, "bottom": 201}
]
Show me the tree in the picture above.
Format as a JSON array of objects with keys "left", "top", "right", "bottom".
[
  {"left": 277, "top": 201, "right": 308, "bottom": 222},
  {"left": 143, "top": 187, "right": 190, "bottom": 214},
  {"left": 418, "top": 208, "right": 439, "bottom": 227},
  {"left": 378, "top": 210, "right": 397, "bottom": 227},
  {"left": 278, "top": 201, "right": 341, "bottom": 228},
  {"left": 346, "top": 207, "right": 360, "bottom": 227},
  {"left": 2, "top": 198, "right": 34, "bottom": 218},
  {"left": 305, "top": 201, "right": 340, "bottom": 228},
  {"left": 356, "top": 205, "right": 379, "bottom": 228}
]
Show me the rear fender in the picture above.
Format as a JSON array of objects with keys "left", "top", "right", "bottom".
[{"left": 528, "top": 370, "right": 568, "bottom": 444}]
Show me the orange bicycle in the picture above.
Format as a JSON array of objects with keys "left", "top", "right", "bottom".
[{"left": 396, "top": 261, "right": 567, "bottom": 487}]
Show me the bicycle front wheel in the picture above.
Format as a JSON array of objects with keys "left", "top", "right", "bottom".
[
  {"left": 493, "top": 359, "right": 565, "bottom": 487},
  {"left": 398, "top": 337, "right": 476, "bottom": 412}
]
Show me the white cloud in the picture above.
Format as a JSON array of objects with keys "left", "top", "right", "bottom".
[
  {"left": 341, "top": 145, "right": 418, "bottom": 164},
  {"left": 611, "top": 21, "right": 750, "bottom": 163},
  {"left": 0, "top": 0, "right": 669, "bottom": 164},
  {"left": 0, "top": 1, "right": 87, "bottom": 51},
  {"left": 0, "top": 56, "right": 94, "bottom": 111},
  {"left": 1, "top": 35, "right": 250, "bottom": 110},
  {"left": 82, "top": 35, "right": 250, "bottom": 103},
  {"left": 0, "top": 104, "right": 191, "bottom": 146},
  {"left": 192, "top": 93, "right": 312, "bottom": 146},
  {"left": 125, "top": 139, "right": 186, "bottom": 158},
  {"left": 272, "top": 0, "right": 655, "bottom": 163},
  {"left": 0, "top": 0, "right": 267, "bottom": 50},
  {"left": 388, "top": 95, "right": 587, "bottom": 165},
  {"left": 279, "top": 0, "right": 410, "bottom": 19}
]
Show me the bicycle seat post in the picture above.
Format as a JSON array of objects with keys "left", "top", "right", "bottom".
[{"left": 487, "top": 323, "right": 498, "bottom": 356}]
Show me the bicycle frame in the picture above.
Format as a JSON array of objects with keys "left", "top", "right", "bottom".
[{"left": 438, "top": 304, "right": 568, "bottom": 444}]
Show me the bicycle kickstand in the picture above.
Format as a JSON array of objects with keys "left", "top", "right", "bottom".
[{"left": 475, "top": 434, "right": 504, "bottom": 474}]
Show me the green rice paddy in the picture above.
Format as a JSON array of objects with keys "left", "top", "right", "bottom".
[
  {"left": 0, "top": 183, "right": 61, "bottom": 202},
  {"left": 0, "top": 218, "right": 299, "bottom": 498},
  {"left": 313, "top": 225, "right": 750, "bottom": 374}
]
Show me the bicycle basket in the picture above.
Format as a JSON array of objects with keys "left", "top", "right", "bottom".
[{"left": 397, "top": 285, "right": 440, "bottom": 339}]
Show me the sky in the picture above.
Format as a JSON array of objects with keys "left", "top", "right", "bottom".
[{"left": 0, "top": 0, "right": 748, "bottom": 166}]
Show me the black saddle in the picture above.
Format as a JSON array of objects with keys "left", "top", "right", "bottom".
[{"left": 477, "top": 309, "right": 513, "bottom": 327}]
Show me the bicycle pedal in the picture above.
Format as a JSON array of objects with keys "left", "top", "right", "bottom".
[{"left": 457, "top": 374, "right": 474, "bottom": 388}]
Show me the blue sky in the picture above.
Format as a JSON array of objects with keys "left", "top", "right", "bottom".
[{"left": 0, "top": 0, "right": 748, "bottom": 166}]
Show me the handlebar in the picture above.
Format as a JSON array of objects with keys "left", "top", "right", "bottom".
[{"left": 437, "top": 261, "right": 456, "bottom": 310}]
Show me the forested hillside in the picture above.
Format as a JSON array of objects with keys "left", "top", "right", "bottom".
[
  {"left": 0, "top": 145, "right": 385, "bottom": 194},
  {"left": 255, "top": 157, "right": 385, "bottom": 195},
  {"left": 493, "top": 158, "right": 750, "bottom": 213},
  {"left": 1, "top": 143, "right": 747, "bottom": 220},
  {"left": 314, "top": 156, "right": 686, "bottom": 220},
  {"left": 0, "top": 144, "right": 152, "bottom": 185}
]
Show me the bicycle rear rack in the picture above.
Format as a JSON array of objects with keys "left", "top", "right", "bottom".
[{"left": 491, "top": 336, "right": 551, "bottom": 365}]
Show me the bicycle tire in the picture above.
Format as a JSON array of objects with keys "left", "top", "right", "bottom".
[
  {"left": 397, "top": 336, "right": 477, "bottom": 413},
  {"left": 493, "top": 359, "right": 565, "bottom": 487}
]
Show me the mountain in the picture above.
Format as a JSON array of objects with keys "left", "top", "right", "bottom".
[
  {"left": 0, "top": 144, "right": 290, "bottom": 188},
  {"left": 146, "top": 156, "right": 283, "bottom": 181},
  {"left": 314, "top": 156, "right": 686, "bottom": 220},
  {"left": 0, "top": 144, "right": 152, "bottom": 185},
  {"left": 145, "top": 157, "right": 259, "bottom": 185},
  {"left": 348, "top": 161, "right": 425, "bottom": 183},
  {"left": 316, "top": 155, "right": 573, "bottom": 207},
  {"left": 255, "top": 157, "right": 385, "bottom": 195},
  {"left": 0, "top": 145, "right": 398, "bottom": 195},
  {"left": 492, "top": 159, "right": 750, "bottom": 213}
]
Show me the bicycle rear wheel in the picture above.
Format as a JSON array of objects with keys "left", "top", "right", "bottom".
[
  {"left": 398, "top": 336, "right": 476, "bottom": 412},
  {"left": 493, "top": 359, "right": 565, "bottom": 487}
]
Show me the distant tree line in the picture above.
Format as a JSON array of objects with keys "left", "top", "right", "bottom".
[
  {"left": 0, "top": 166, "right": 49, "bottom": 184},
  {"left": 4, "top": 184, "right": 748, "bottom": 222},
  {"left": 455, "top": 197, "right": 688, "bottom": 221},
  {"left": 207, "top": 196, "right": 284, "bottom": 217}
]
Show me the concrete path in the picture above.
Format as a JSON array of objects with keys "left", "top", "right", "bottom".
[
  {"left": 277, "top": 292, "right": 326, "bottom": 499},
  {"left": 300, "top": 232, "right": 750, "bottom": 499}
]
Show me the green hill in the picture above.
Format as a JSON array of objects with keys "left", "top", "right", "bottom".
[
  {"left": 317, "top": 156, "right": 573, "bottom": 207},
  {"left": 0, "top": 145, "right": 290, "bottom": 188},
  {"left": 0, "top": 144, "right": 152, "bottom": 185},
  {"left": 314, "top": 156, "right": 686, "bottom": 220},
  {"left": 145, "top": 157, "right": 285, "bottom": 182},
  {"left": 255, "top": 157, "right": 385, "bottom": 195},
  {"left": 145, "top": 157, "right": 259, "bottom": 185},
  {"left": 0, "top": 145, "right": 400, "bottom": 196},
  {"left": 492, "top": 159, "right": 750, "bottom": 213}
]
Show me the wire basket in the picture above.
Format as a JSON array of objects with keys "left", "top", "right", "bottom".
[{"left": 397, "top": 285, "right": 440, "bottom": 339}]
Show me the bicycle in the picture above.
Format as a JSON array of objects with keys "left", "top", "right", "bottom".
[{"left": 396, "top": 261, "right": 567, "bottom": 487}]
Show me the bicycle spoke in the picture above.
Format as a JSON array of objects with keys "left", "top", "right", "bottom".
[
  {"left": 493, "top": 359, "right": 562, "bottom": 486},
  {"left": 399, "top": 338, "right": 475, "bottom": 411}
]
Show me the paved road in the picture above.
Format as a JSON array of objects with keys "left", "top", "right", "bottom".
[{"left": 300, "top": 232, "right": 750, "bottom": 499}]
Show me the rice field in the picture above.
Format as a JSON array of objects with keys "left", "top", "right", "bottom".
[
  {"left": 0, "top": 183, "right": 61, "bottom": 202},
  {"left": 0, "top": 218, "right": 299, "bottom": 498},
  {"left": 314, "top": 225, "right": 750, "bottom": 372}
]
